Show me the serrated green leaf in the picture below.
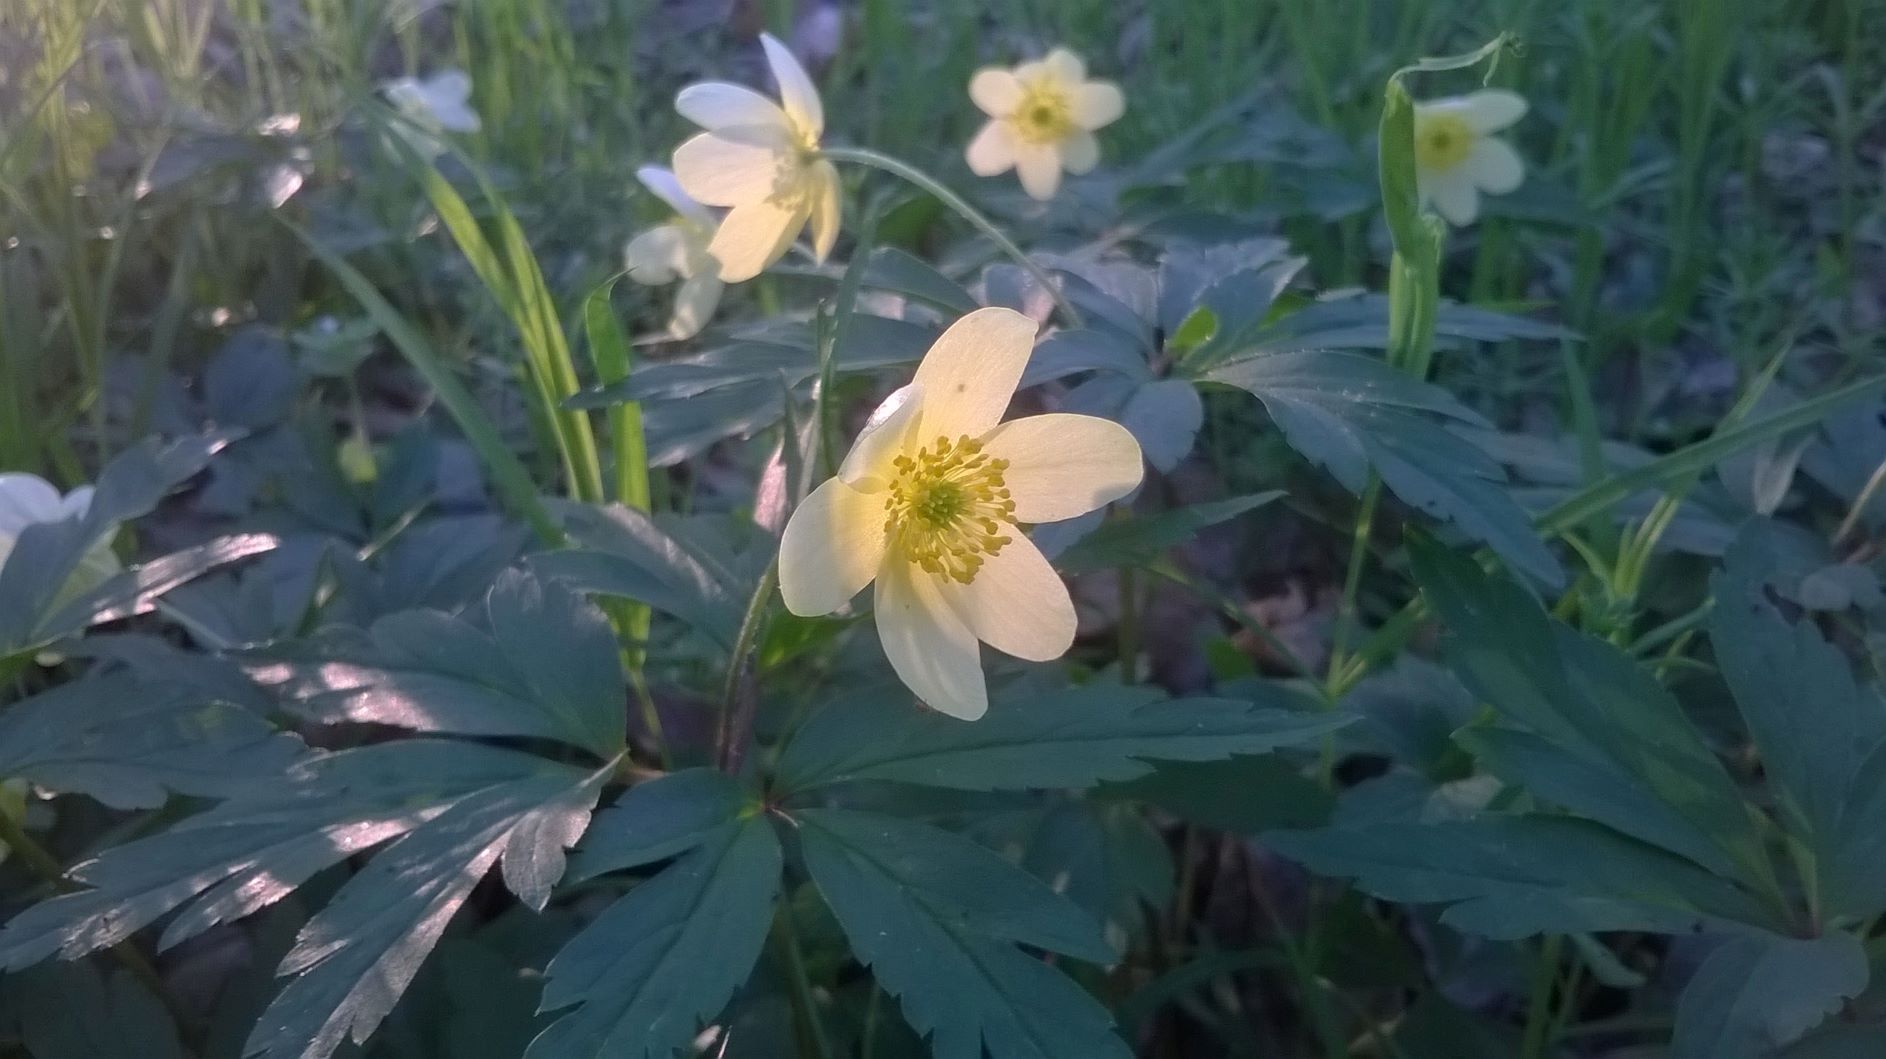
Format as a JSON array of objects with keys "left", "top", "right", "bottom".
[
  {"left": 776, "top": 684, "right": 1350, "bottom": 794},
  {"left": 797, "top": 808, "right": 1131, "bottom": 1059},
  {"left": 529, "top": 816, "right": 781, "bottom": 1059},
  {"left": 10, "top": 961, "right": 185, "bottom": 1059},
  {"left": 1057, "top": 491, "right": 1284, "bottom": 572},
  {"left": 1100, "top": 754, "right": 1333, "bottom": 832},
  {"left": 249, "top": 568, "right": 625, "bottom": 758},
  {"left": 1672, "top": 932, "right": 1868, "bottom": 1059},
  {"left": 1412, "top": 538, "right": 1774, "bottom": 889},
  {"left": 1267, "top": 816, "right": 1783, "bottom": 939},
  {"left": 243, "top": 762, "right": 605, "bottom": 1059},
  {"left": 0, "top": 671, "right": 302, "bottom": 809},
  {"left": 0, "top": 742, "right": 576, "bottom": 971},
  {"left": 568, "top": 768, "right": 751, "bottom": 882},
  {"left": 1017, "top": 801, "right": 1173, "bottom": 944},
  {"left": 1711, "top": 522, "right": 1886, "bottom": 917}
]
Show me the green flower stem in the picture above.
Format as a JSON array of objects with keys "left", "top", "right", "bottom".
[
  {"left": 1519, "top": 934, "right": 1565, "bottom": 1059},
  {"left": 819, "top": 145, "right": 1083, "bottom": 327},
  {"left": 716, "top": 560, "right": 779, "bottom": 775}
]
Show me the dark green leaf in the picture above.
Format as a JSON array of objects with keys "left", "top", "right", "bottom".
[
  {"left": 797, "top": 808, "right": 1131, "bottom": 1059},
  {"left": 776, "top": 684, "right": 1350, "bottom": 794},
  {"left": 1057, "top": 492, "right": 1284, "bottom": 572},
  {"left": 1267, "top": 815, "right": 1782, "bottom": 939},
  {"left": 859, "top": 247, "right": 979, "bottom": 314},
  {"left": 529, "top": 816, "right": 781, "bottom": 1058},
  {"left": 1018, "top": 801, "right": 1173, "bottom": 944},
  {"left": 530, "top": 503, "right": 758, "bottom": 646},
  {"left": 1101, "top": 754, "right": 1333, "bottom": 832},
  {"left": 11, "top": 961, "right": 184, "bottom": 1059},
  {"left": 1672, "top": 932, "right": 1868, "bottom": 1059},
  {"left": 568, "top": 768, "right": 752, "bottom": 882},
  {"left": 30, "top": 532, "right": 282, "bottom": 650}
]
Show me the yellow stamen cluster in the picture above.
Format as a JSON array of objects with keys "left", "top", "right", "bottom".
[
  {"left": 768, "top": 147, "right": 818, "bottom": 208},
  {"left": 1012, "top": 83, "right": 1075, "bottom": 144},
  {"left": 1414, "top": 112, "right": 1474, "bottom": 170},
  {"left": 885, "top": 434, "right": 1016, "bottom": 583}
]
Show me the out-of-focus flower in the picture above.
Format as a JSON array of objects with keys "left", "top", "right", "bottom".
[
  {"left": 624, "top": 165, "right": 725, "bottom": 339},
  {"left": 1411, "top": 89, "right": 1526, "bottom": 226},
  {"left": 673, "top": 33, "right": 839, "bottom": 283},
  {"left": 0, "top": 473, "right": 121, "bottom": 602},
  {"left": 778, "top": 307, "right": 1144, "bottom": 720},
  {"left": 964, "top": 49, "right": 1124, "bottom": 201},
  {"left": 382, "top": 69, "right": 481, "bottom": 157}
]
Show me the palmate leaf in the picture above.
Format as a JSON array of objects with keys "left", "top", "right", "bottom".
[
  {"left": 1411, "top": 538, "right": 1774, "bottom": 889},
  {"left": 249, "top": 567, "right": 626, "bottom": 758},
  {"left": 1709, "top": 522, "right": 1886, "bottom": 918},
  {"left": 1207, "top": 350, "right": 1561, "bottom": 585},
  {"left": 0, "top": 671, "right": 301, "bottom": 809},
  {"left": 1671, "top": 932, "right": 1869, "bottom": 1059},
  {"left": 244, "top": 762, "right": 606, "bottom": 1059},
  {"left": 1266, "top": 815, "right": 1782, "bottom": 940},
  {"left": 796, "top": 809, "right": 1130, "bottom": 1059},
  {"left": 774, "top": 683, "right": 1349, "bottom": 795},
  {"left": 567, "top": 768, "right": 752, "bottom": 882},
  {"left": 528, "top": 815, "right": 781, "bottom": 1059}
]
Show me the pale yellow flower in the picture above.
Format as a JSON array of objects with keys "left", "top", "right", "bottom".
[
  {"left": 382, "top": 70, "right": 480, "bottom": 158},
  {"left": 672, "top": 33, "right": 840, "bottom": 283},
  {"left": 0, "top": 473, "right": 120, "bottom": 604},
  {"left": 1412, "top": 90, "right": 1527, "bottom": 226},
  {"left": 965, "top": 49, "right": 1125, "bottom": 201},
  {"left": 624, "top": 165, "right": 725, "bottom": 340},
  {"left": 779, "top": 308, "right": 1144, "bottom": 720}
]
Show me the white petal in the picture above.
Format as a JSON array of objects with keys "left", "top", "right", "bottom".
[
  {"left": 936, "top": 531, "right": 1075, "bottom": 662},
  {"left": 1454, "top": 89, "right": 1528, "bottom": 133},
  {"left": 1013, "top": 141, "right": 1064, "bottom": 201},
  {"left": 1070, "top": 81, "right": 1124, "bottom": 129},
  {"left": 965, "top": 121, "right": 1017, "bottom": 176},
  {"left": 968, "top": 68, "right": 1023, "bottom": 116},
  {"left": 909, "top": 307, "right": 1038, "bottom": 441},
  {"left": 1040, "top": 48, "right": 1086, "bottom": 86},
  {"left": 839, "top": 385, "right": 923, "bottom": 486},
  {"left": 760, "top": 33, "right": 823, "bottom": 138},
  {"left": 1422, "top": 170, "right": 1480, "bottom": 226},
  {"left": 706, "top": 197, "right": 805, "bottom": 282},
  {"left": 0, "top": 474, "right": 66, "bottom": 534},
  {"left": 623, "top": 225, "right": 689, "bottom": 285},
  {"left": 806, "top": 159, "right": 841, "bottom": 263},
  {"left": 673, "top": 130, "right": 789, "bottom": 207},
  {"left": 1058, "top": 129, "right": 1099, "bottom": 175},
  {"left": 675, "top": 81, "right": 789, "bottom": 133},
  {"left": 1466, "top": 137, "right": 1525, "bottom": 194},
  {"left": 979, "top": 413, "right": 1144, "bottom": 523},
  {"left": 668, "top": 275, "right": 724, "bottom": 339},
  {"left": 635, "top": 165, "right": 716, "bottom": 229},
  {"left": 779, "top": 477, "right": 888, "bottom": 616},
  {"left": 58, "top": 485, "right": 95, "bottom": 520},
  {"left": 874, "top": 560, "right": 987, "bottom": 720}
]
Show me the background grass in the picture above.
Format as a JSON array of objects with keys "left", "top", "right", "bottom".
[{"left": 1, "top": 0, "right": 1881, "bottom": 481}]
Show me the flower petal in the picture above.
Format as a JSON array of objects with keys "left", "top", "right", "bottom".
[
  {"left": 968, "top": 68, "right": 1023, "bottom": 116},
  {"left": 839, "top": 384, "right": 923, "bottom": 486},
  {"left": 874, "top": 560, "right": 987, "bottom": 720},
  {"left": 675, "top": 81, "right": 789, "bottom": 133},
  {"left": 1454, "top": 89, "right": 1528, "bottom": 133},
  {"left": 965, "top": 121, "right": 1017, "bottom": 176},
  {"left": 779, "top": 477, "right": 888, "bottom": 616},
  {"left": 1422, "top": 170, "right": 1480, "bottom": 226},
  {"left": 635, "top": 164, "right": 716, "bottom": 229},
  {"left": 936, "top": 531, "right": 1075, "bottom": 662},
  {"left": 0, "top": 474, "right": 65, "bottom": 535},
  {"left": 706, "top": 197, "right": 805, "bottom": 281},
  {"left": 624, "top": 225, "right": 689, "bottom": 285},
  {"left": 1040, "top": 48, "right": 1086, "bottom": 86},
  {"left": 760, "top": 32, "right": 823, "bottom": 138},
  {"left": 1058, "top": 129, "right": 1099, "bottom": 174},
  {"left": 1466, "top": 137, "right": 1524, "bottom": 194},
  {"left": 980, "top": 413, "right": 1143, "bottom": 523},
  {"left": 1014, "top": 141, "right": 1064, "bottom": 200},
  {"left": 673, "top": 130, "right": 789, "bottom": 206},
  {"left": 668, "top": 274, "right": 724, "bottom": 339},
  {"left": 909, "top": 306, "right": 1038, "bottom": 441},
  {"left": 1071, "top": 81, "right": 1124, "bottom": 129},
  {"left": 807, "top": 159, "right": 841, "bottom": 263}
]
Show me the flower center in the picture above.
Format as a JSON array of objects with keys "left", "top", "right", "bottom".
[
  {"left": 1414, "top": 112, "right": 1475, "bottom": 171},
  {"left": 885, "top": 434, "right": 1017, "bottom": 584},
  {"left": 1011, "top": 84, "right": 1075, "bottom": 145},
  {"left": 767, "top": 147, "right": 818, "bottom": 208}
]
